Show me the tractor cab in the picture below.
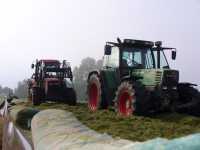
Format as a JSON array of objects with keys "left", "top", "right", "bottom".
[
  {"left": 103, "top": 39, "right": 176, "bottom": 70},
  {"left": 87, "top": 38, "right": 200, "bottom": 117},
  {"left": 102, "top": 38, "right": 179, "bottom": 90}
]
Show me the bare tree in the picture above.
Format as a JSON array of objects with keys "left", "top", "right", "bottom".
[
  {"left": 14, "top": 80, "right": 28, "bottom": 98},
  {"left": 0, "top": 85, "right": 13, "bottom": 96},
  {"left": 73, "top": 57, "right": 103, "bottom": 101}
]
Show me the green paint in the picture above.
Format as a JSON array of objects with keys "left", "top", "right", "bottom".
[{"left": 132, "top": 69, "right": 163, "bottom": 87}]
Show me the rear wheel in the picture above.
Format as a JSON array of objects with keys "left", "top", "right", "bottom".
[
  {"left": 65, "top": 88, "right": 77, "bottom": 106},
  {"left": 28, "top": 89, "right": 32, "bottom": 102},
  {"left": 87, "top": 74, "right": 101, "bottom": 111},
  {"left": 32, "top": 87, "right": 41, "bottom": 106},
  {"left": 114, "top": 82, "right": 135, "bottom": 117}
]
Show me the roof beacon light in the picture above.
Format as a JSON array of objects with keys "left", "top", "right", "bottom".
[
  {"left": 155, "top": 41, "right": 162, "bottom": 47},
  {"left": 124, "top": 39, "right": 131, "bottom": 43}
]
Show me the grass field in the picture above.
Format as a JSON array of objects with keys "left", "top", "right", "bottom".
[{"left": 30, "top": 102, "right": 200, "bottom": 142}]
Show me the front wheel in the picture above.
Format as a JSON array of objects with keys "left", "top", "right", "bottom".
[
  {"left": 114, "top": 82, "right": 135, "bottom": 117},
  {"left": 87, "top": 74, "right": 102, "bottom": 111}
]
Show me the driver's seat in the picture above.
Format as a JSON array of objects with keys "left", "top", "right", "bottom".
[
  {"left": 121, "top": 59, "right": 129, "bottom": 76},
  {"left": 122, "top": 59, "right": 128, "bottom": 67}
]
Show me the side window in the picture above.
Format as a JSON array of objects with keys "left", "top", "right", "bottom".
[
  {"left": 103, "top": 47, "right": 119, "bottom": 68},
  {"left": 160, "top": 51, "right": 169, "bottom": 68},
  {"left": 153, "top": 50, "right": 169, "bottom": 68}
]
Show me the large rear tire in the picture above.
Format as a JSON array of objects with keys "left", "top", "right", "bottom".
[
  {"left": 114, "top": 82, "right": 135, "bottom": 117},
  {"left": 32, "top": 87, "right": 41, "bottom": 106},
  {"left": 28, "top": 89, "right": 32, "bottom": 102},
  {"left": 65, "top": 88, "right": 77, "bottom": 106},
  {"left": 87, "top": 74, "right": 102, "bottom": 111}
]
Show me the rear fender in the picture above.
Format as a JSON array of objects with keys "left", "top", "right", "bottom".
[
  {"left": 178, "top": 82, "right": 200, "bottom": 102},
  {"left": 178, "top": 82, "right": 197, "bottom": 87},
  {"left": 87, "top": 70, "right": 100, "bottom": 82},
  {"left": 121, "top": 75, "right": 131, "bottom": 83}
]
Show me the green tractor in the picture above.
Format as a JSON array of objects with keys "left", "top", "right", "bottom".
[{"left": 87, "top": 38, "right": 200, "bottom": 116}]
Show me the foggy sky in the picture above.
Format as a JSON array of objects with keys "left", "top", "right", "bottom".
[{"left": 0, "top": 0, "right": 199, "bottom": 88}]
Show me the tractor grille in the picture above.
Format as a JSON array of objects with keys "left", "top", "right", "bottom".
[
  {"left": 162, "top": 70, "right": 179, "bottom": 87},
  {"left": 48, "top": 80, "right": 60, "bottom": 85},
  {"left": 155, "top": 71, "right": 162, "bottom": 85}
]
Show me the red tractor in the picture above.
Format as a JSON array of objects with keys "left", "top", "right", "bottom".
[{"left": 28, "top": 59, "right": 77, "bottom": 105}]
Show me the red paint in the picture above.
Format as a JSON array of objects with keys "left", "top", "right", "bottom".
[
  {"left": 118, "top": 90, "right": 133, "bottom": 116},
  {"left": 88, "top": 83, "right": 99, "bottom": 111}
]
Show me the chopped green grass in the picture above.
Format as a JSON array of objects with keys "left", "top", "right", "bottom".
[{"left": 31, "top": 102, "right": 200, "bottom": 142}]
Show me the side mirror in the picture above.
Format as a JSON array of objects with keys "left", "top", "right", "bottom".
[
  {"left": 31, "top": 64, "right": 34, "bottom": 69},
  {"left": 172, "top": 50, "right": 176, "bottom": 60},
  {"left": 104, "top": 45, "right": 111, "bottom": 55}
]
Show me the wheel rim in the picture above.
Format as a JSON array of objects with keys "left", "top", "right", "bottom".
[
  {"left": 88, "top": 83, "right": 99, "bottom": 111},
  {"left": 118, "top": 91, "right": 133, "bottom": 116}
]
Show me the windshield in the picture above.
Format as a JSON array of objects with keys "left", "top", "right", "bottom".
[
  {"left": 103, "top": 46, "right": 169, "bottom": 69},
  {"left": 121, "top": 47, "right": 170, "bottom": 69},
  {"left": 122, "top": 48, "right": 154, "bottom": 69},
  {"left": 42, "top": 63, "right": 71, "bottom": 79}
]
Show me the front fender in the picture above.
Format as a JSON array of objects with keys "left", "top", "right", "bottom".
[{"left": 87, "top": 70, "right": 100, "bottom": 82}]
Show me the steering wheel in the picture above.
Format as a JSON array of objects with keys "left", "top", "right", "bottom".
[{"left": 123, "top": 56, "right": 141, "bottom": 67}]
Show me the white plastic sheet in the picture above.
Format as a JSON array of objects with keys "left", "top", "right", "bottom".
[
  {"left": 0, "top": 98, "right": 33, "bottom": 150},
  {"left": 31, "top": 109, "right": 136, "bottom": 150},
  {"left": 1, "top": 96, "right": 200, "bottom": 150},
  {"left": 31, "top": 109, "right": 200, "bottom": 150}
]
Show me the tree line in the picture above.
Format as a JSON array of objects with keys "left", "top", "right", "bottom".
[
  {"left": 0, "top": 57, "right": 102, "bottom": 101},
  {"left": 73, "top": 57, "right": 102, "bottom": 101},
  {"left": 0, "top": 86, "right": 13, "bottom": 97},
  {"left": 0, "top": 80, "right": 28, "bottom": 98}
]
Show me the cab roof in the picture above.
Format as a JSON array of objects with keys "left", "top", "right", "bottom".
[
  {"left": 107, "top": 39, "right": 154, "bottom": 48},
  {"left": 40, "top": 59, "right": 60, "bottom": 64}
]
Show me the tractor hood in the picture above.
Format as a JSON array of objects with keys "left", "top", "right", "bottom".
[
  {"left": 44, "top": 78, "right": 61, "bottom": 85},
  {"left": 44, "top": 78, "right": 61, "bottom": 94},
  {"left": 132, "top": 69, "right": 179, "bottom": 89},
  {"left": 162, "top": 69, "right": 179, "bottom": 88}
]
